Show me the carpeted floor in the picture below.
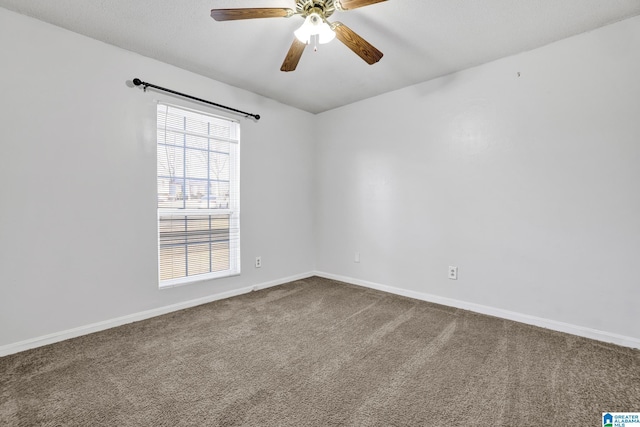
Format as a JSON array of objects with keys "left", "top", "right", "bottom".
[{"left": 1, "top": 276, "right": 639, "bottom": 426}]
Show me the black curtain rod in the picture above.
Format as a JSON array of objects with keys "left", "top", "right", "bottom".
[{"left": 132, "top": 78, "right": 260, "bottom": 121}]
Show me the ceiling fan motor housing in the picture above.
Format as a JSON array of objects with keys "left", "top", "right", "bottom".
[{"left": 296, "top": 0, "right": 336, "bottom": 19}]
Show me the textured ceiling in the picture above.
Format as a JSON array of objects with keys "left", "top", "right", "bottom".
[{"left": 2, "top": 0, "right": 640, "bottom": 113}]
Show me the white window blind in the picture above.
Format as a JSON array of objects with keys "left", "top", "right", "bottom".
[{"left": 157, "top": 103, "right": 240, "bottom": 287}]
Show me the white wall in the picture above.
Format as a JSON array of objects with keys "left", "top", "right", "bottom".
[
  {"left": 0, "top": 8, "right": 316, "bottom": 349},
  {"left": 315, "top": 16, "right": 640, "bottom": 341}
]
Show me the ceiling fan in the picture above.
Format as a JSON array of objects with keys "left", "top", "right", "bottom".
[{"left": 211, "top": 0, "right": 386, "bottom": 72}]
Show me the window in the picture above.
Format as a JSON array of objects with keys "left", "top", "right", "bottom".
[{"left": 157, "top": 103, "right": 240, "bottom": 287}]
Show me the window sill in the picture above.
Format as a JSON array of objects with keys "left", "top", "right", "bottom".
[{"left": 159, "top": 269, "right": 241, "bottom": 289}]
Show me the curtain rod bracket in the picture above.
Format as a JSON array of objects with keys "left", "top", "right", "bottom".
[{"left": 132, "top": 78, "right": 260, "bottom": 121}]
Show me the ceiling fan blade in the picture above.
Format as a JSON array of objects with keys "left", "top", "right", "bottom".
[
  {"left": 337, "top": 0, "right": 387, "bottom": 10},
  {"left": 332, "top": 22, "right": 383, "bottom": 65},
  {"left": 281, "top": 39, "right": 307, "bottom": 72},
  {"left": 211, "top": 8, "right": 293, "bottom": 21}
]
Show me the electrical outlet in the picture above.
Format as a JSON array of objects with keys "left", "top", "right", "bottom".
[
  {"left": 448, "top": 266, "right": 458, "bottom": 280},
  {"left": 354, "top": 252, "right": 360, "bottom": 263},
  {"left": 255, "top": 256, "right": 262, "bottom": 268}
]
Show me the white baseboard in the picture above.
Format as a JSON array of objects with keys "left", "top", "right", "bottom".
[
  {"left": 0, "top": 272, "right": 314, "bottom": 357},
  {"left": 4, "top": 271, "right": 637, "bottom": 356},
  {"left": 313, "top": 271, "right": 640, "bottom": 350}
]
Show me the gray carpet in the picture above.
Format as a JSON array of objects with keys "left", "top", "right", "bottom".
[{"left": 1, "top": 276, "right": 639, "bottom": 426}]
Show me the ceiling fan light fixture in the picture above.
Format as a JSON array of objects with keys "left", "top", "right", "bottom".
[
  {"left": 317, "top": 22, "right": 336, "bottom": 44},
  {"left": 294, "top": 12, "right": 336, "bottom": 44}
]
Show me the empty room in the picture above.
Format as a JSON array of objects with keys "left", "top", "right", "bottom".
[{"left": 1, "top": 1, "right": 639, "bottom": 426}]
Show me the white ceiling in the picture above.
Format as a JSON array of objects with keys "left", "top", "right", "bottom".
[{"left": 2, "top": 0, "right": 640, "bottom": 113}]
